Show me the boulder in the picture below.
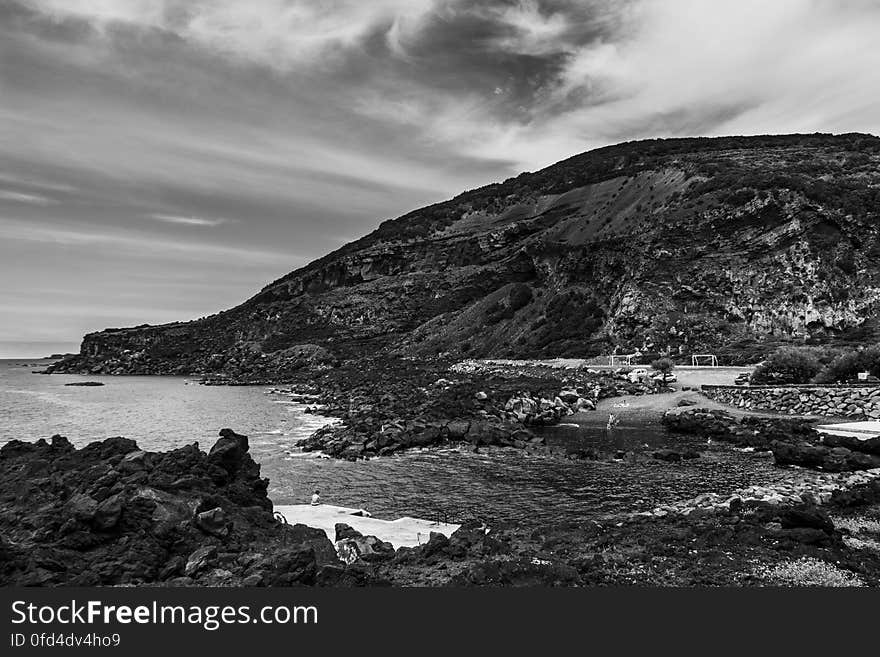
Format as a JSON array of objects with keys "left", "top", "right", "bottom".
[
  {"left": 652, "top": 449, "right": 701, "bottom": 463},
  {"left": 286, "top": 524, "right": 340, "bottom": 566},
  {"left": 771, "top": 440, "right": 880, "bottom": 472},
  {"left": 195, "top": 507, "right": 229, "bottom": 537},
  {"left": 336, "top": 535, "right": 395, "bottom": 564},
  {"left": 67, "top": 493, "right": 98, "bottom": 522},
  {"left": 575, "top": 398, "right": 596, "bottom": 411},
  {"left": 446, "top": 420, "right": 471, "bottom": 440},
  {"left": 184, "top": 545, "right": 217, "bottom": 577},
  {"left": 558, "top": 389, "right": 580, "bottom": 404},
  {"left": 335, "top": 523, "right": 363, "bottom": 541},
  {"left": 93, "top": 494, "right": 123, "bottom": 530},
  {"left": 250, "top": 546, "right": 318, "bottom": 586},
  {"left": 207, "top": 428, "right": 250, "bottom": 474}
]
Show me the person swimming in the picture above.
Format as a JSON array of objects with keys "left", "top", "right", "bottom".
[{"left": 310, "top": 489, "right": 321, "bottom": 506}]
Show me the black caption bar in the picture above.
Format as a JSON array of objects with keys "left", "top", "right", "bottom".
[{"left": 1, "top": 587, "right": 875, "bottom": 655}]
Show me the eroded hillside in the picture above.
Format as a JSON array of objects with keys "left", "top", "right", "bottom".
[{"left": 52, "top": 133, "right": 880, "bottom": 377}]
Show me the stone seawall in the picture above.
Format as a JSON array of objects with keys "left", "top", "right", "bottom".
[{"left": 701, "top": 384, "right": 880, "bottom": 418}]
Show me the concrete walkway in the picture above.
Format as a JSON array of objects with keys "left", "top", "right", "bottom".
[
  {"left": 816, "top": 421, "right": 880, "bottom": 439},
  {"left": 273, "top": 504, "right": 460, "bottom": 549}
]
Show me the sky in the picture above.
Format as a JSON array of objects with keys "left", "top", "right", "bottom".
[{"left": 1, "top": 0, "right": 880, "bottom": 357}]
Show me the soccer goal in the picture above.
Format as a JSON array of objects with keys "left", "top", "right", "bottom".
[
  {"left": 609, "top": 354, "right": 634, "bottom": 367},
  {"left": 691, "top": 354, "right": 718, "bottom": 367}
]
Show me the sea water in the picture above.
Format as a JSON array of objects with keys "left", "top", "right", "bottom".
[{"left": 0, "top": 359, "right": 802, "bottom": 525}]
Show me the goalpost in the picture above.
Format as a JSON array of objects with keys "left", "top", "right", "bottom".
[
  {"left": 691, "top": 354, "right": 718, "bottom": 367},
  {"left": 609, "top": 354, "right": 634, "bottom": 367}
]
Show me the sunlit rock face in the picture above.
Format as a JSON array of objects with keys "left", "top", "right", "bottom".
[{"left": 52, "top": 134, "right": 880, "bottom": 376}]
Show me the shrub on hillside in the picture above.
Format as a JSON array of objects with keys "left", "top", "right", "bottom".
[
  {"left": 534, "top": 290, "right": 604, "bottom": 356},
  {"left": 750, "top": 347, "right": 822, "bottom": 384},
  {"left": 814, "top": 345, "right": 880, "bottom": 383},
  {"left": 485, "top": 284, "right": 533, "bottom": 325},
  {"left": 508, "top": 283, "right": 533, "bottom": 312}
]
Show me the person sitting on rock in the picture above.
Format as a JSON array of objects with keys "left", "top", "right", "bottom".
[{"left": 311, "top": 489, "right": 321, "bottom": 506}]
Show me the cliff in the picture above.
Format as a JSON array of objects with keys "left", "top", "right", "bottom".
[{"left": 51, "top": 133, "right": 880, "bottom": 377}]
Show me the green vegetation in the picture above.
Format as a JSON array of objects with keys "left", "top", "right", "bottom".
[
  {"left": 532, "top": 290, "right": 605, "bottom": 357},
  {"left": 813, "top": 345, "right": 880, "bottom": 383},
  {"left": 485, "top": 283, "right": 534, "bottom": 325},
  {"left": 751, "top": 344, "right": 880, "bottom": 384},
  {"left": 750, "top": 347, "right": 823, "bottom": 384},
  {"left": 651, "top": 358, "right": 675, "bottom": 374}
]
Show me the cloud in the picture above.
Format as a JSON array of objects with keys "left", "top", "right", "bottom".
[
  {"left": 544, "top": 0, "right": 880, "bottom": 141},
  {"left": 0, "top": 173, "right": 76, "bottom": 193},
  {"left": 148, "top": 213, "right": 229, "bottom": 227},
  {"left": 18, "top": 0, "right": 878, "bottom": 173},
  {"left": 0, "top": 216, "right": 299, "bottom": 265},
  {"left": 0, "top": 190, "right": 55, "bottom": 205},
  {"left": 21, "top": 0, "right": 439, "bottom": 68},
  {"left": 2, "top": 0, "right": 880, "bottom": 353}
]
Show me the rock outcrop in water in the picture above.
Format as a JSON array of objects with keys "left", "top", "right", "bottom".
[
  {"left": 287, "top": 357, "right": 665, "bottom": 459},
  {"left": 662, "top": 407, "right": 817, "bottom": 449},
  {"left": 49, "top": 134, "right": 880, "bottom": 378},
  {"left": 0, "top": 430, "right": 378, "bottom": 586},
  {"left": 663, "top": 406, "right": 880, "bottom": 472}
]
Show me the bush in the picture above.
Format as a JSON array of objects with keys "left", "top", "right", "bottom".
[
  {"left": 814, "top": 345, "right": 880, "bottom": 383},
  {"left": 508, "top": 283, "right": 533, "bottom": 311},
  {"left": 651, "top": 358, "right": 674, "bottom": 374},
  {"left": 534, "top": 289, "right": 604, "bottom": 355},
  {"left": 750, "top": 347, "right": 822, "bottom": 384}
]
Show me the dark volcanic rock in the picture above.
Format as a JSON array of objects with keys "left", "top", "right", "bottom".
[
  {"left": 771, "top": 440, "right": 880, "bottom": 472},
  {"left": 652, "top": 448, "right": 701, "bottom": 462},
  {"left": 334, "top": 523, "right": 363, "bottom": 541},
  {"left": 663, "top": 407, "right": 817, "bottom": 451},
  {"left": 4, "top": 430, "right": 880, "bottom": 587},
  {"left": 293, "top": 357, "right": 665, "bottom": 459},
  {"left": 0, "top": 432, "right": 361, "bottom": 587}
]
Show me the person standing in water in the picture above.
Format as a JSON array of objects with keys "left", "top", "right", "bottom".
[
  {"left": 606, "top": 413, "right": 619, "bottom": 431},
  {"left": 310, "top": 489, "right": 321, "bottom": 506}
]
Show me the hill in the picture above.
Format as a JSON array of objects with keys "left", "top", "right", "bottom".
[{"left": 51, "top": 133, "right": 880, "bottom": 377}]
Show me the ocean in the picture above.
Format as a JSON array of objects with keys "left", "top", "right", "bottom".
[{"left": 0, "top": 359, "right": 803, "bottom": 525}]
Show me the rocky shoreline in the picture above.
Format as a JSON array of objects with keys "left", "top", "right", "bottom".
[
  {"left": 4, "top": 427, "right": 880, "bottom": 587},
  {"left": 265, "top": 357, "right": 666, "bottom": 460},
  {"left": 664, "top": 407, "right": 880, "bottom": 471},
  {"left": 13, "top": 358, "right": 880, "bottom": 586}
]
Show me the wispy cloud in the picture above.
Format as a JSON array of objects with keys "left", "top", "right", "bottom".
[
  {"left": 148, "top": 213, "right": 229, "bottom": 227},
  {"left": 0, "top": 173, "right": 76, "bottom": 193},
  {"left": 0, "top": 190, "right": 55, "bottom": 205},
  {"left": 0, "top": 217, "right": 299, "bottom": 265}
]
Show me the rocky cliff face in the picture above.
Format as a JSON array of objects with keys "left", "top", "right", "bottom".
[{"left": 51, "top": 133, "right": 880, "bottom": 376}]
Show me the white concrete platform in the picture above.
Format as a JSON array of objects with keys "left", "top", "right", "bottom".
[
  {"left": 273, "top": 504, "right": 460, "bottom": 549},
  {"left": 816, "top": 421, "right": 880, "bottom": 440}
]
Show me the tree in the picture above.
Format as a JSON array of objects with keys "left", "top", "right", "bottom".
[
  {"left": 750, "top": 347, "right": 821, "bottom": 385},
  {"left": 814, "top": 345, "right": 880, "bottom": 383},
  {"left": 651, "top": 358, "right": 674, "bottom": 374}
]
